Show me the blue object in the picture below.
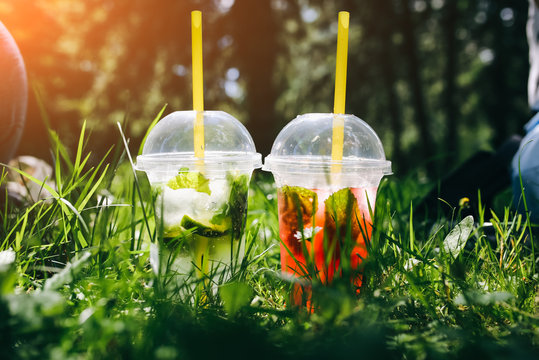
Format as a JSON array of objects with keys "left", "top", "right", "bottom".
[{"left": 511, "top": 115, "right": 539, "bottom": 222}]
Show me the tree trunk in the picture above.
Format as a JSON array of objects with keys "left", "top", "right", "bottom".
[
  {"left": 400, "top": 0, "right": 433, "bottom": 171},
  {"left": 229, "top": 0, "right": 280, "bottom": 156},
  {"left": 490, "top": 6, "right": 509, "bottom": 147},
  {"left": 380, "top": 1, "right": 403, "bottom": 173},
  {"left": 443, "top": 0, "right": 458, "bottom": 165}
]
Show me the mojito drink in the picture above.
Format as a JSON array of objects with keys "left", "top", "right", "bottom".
[
  {"left": 136, "top": 110, "right": 262, "bottom": 286},
  {"left": 153, "top": 169, "right": 249, "bottom": 280}
]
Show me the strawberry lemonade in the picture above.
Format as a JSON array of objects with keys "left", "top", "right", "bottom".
[
  {"left": 263, "top": 113, "right": 391, "bottom": 308},
  {"left": 277, "top": 186, "right": 377, "bottom": 306}
]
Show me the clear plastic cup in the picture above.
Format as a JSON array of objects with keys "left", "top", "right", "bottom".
[
  {"left": 136, "top": 110, "right": 261, "bottom": 284},
  {"left": 263, "top": 113, "right": 391, "bottom": 307}
]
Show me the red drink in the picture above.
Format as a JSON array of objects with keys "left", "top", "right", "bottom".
[
  {"left": 277, "top": 186, "right": 377, "bottom": 307},
  {"left": 264, "top": 113, "right": 391, "bottom": 307}
]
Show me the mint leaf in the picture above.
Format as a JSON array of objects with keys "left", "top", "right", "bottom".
[
  {"left": 209, "top": 204, "right": 230, "bottom": 226},
  {"left": 324, "top": 188, "right": 360, "bottom": 244},
  {"left": 227, "top": 173, "right": 249, "bottom": 238},
  {"left": 167, "top": 168, "right": 211, "bottom": 195},
  {"left": 280, "top": 186, "right": 318, "bottom": 221},
  {"left": 204, "top": 173, "right": 249, "bottom": 239},
  {"left": 278, "top": 186, "right": 318, "bottom": 247}
]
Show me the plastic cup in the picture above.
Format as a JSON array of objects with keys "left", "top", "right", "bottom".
[
  {"left": 263, "top": 113, "right": 391, "bottom": 307},
  {"left": 136, "top": 110, "right": 261, "bottom": 284}
]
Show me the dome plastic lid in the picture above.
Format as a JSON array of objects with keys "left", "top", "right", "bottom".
[
  {"left": 136, "top": 110, "right": 262, "bottom": 174},
  {"left": 263, "top": 113, "right": 391, "bottom": 175}
]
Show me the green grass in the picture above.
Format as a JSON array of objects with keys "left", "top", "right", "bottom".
[{"left": 0, "top": 126, "right": 537, "bottom": 359}]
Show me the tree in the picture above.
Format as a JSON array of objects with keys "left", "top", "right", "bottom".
[
  {"left": 0, "top": 0, "right": 531, "bottom": 178},
  {"left": 225, "top": 0, "right": 283, "bottom": 155}
]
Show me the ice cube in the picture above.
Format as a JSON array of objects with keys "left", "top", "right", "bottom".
[
  {"left": 158, "top": 187, "right": 211, "bottom": 229},
  {"left": 207, "top": 179, "right": 230, "bottom": 211}
]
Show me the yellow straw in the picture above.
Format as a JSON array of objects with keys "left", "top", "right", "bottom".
[
  {"left": 192, "top": 10, "right": 205, "bottom": 159},
  {"left": 331, "top": 11, "right": 349, "bottom": 173},
  {"left": 333, "top": 11, "right": 349, "bottom": 116}
]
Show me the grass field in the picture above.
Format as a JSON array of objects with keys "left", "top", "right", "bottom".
[{"left": 0, "top": 126, "right": 537, "bottom": 359}]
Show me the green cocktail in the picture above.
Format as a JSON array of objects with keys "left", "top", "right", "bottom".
[
  {"left": 154, "top": 169, "right": 249, "bottom": 280},
  {"left": 136, "top": 110, "right": 262, "bottom": 287}
]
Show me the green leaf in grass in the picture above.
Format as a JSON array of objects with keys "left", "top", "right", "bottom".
[
  {"left": 219, "top": 281, "right": 253, "bottom": 316},
  {"left": 443, "top": 215, "right": 473, "bottom": 260}
]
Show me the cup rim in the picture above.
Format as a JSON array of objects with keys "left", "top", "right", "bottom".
[
  {"left": 136, "top": 151, "right": 262, "bottom": 172},
  {"left": 263, "top": 154, "right": 392, "bottom": 175}
]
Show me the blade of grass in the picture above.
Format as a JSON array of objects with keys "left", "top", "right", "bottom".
[
  {"left": 14, "top": 209, "right": 29, "bottom": 252},
  {"left": 73, "top": 148, "right": 112, "bottom": 208},
  {"left": 76, "top": 164, "right": 110, "bottom": 213},
  {"left": 409, "top": 202, "right": 414, "bottom": 253},
  {"left": 74, "top": 120, "right": 86, "bottom": 174},
  {"left": 138, "top": 104, "right": 167, "bottom": 156},
  {"left": 0, "top": 164, "right": 59, "bottom": 199},
  {"left": 117, "top": 122, "right": 153, "bottom": 242}
]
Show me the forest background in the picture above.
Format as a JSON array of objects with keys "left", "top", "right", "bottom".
[{"left": 0, "top": 0, "right": 530, "bottom": 181}]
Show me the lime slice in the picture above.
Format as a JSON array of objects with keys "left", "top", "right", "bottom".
[{"left": 180, "top": 215, "right": 229, "bottom": 238}]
